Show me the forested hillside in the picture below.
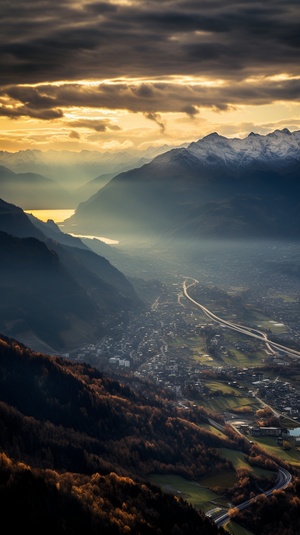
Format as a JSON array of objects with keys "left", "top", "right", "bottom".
[
  {"left": 1, "top": 334, "right": 299, "bottom": 534},
  {"left": 0, "top": 334, "right": 230, "bottom": 534}
]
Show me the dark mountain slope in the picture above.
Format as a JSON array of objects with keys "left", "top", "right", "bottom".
[
  {"left": 0, "top": 334, "right": 236, "bottom": 474},
  {"left": 0, "top": 199, "right": 144, "bottom": 351},
  {"left": 173, "top": 195, "right": 296, "bottom": 240},
  {"left": 24, "top": 212, "right": 139, "bottom": 308},
  {"left": 27, "top": 213, "right": 90, "bottom": 249},
  {"left": 0, "top": 197, "right": 45, "bottom": 240},
  {"left": 0, "top": 231, "right": 101, "bottom": 351},
  {"left": 0, "top": 456, "right": 223, "bottom": 535},
  {"left": 0, "top": 334, "right": 230, "bottom": 534},
  {"left": 27, "top": 214, "right": 142, "bottom": 307},
  {"left": 63, "top": 129, "right": 300, "bottom": 242},
  {"left": 47, "top": 240, "right": 144, "bottom": 312}
]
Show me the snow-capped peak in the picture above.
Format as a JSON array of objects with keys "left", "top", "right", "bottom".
[{"left": 186, "top": 128, "right": 300, "bottom": 169}]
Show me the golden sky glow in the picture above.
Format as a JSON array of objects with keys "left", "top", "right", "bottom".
[{"left": 1, "top": 1, "right": 300, "bottom": 153}]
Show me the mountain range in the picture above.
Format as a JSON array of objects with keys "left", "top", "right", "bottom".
[
  {"left": 63, "top": 129, "right": 300, "bottom": 243},
  {"left": 0, "top": 198, "right": 143, "bottom": 352},
  {"left": 0, "top": 144, "right": 172, "bottom": 190}
]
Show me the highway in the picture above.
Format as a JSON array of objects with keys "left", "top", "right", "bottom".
[
  {"left": 183, "top": 277, "right": 300, "bottom": 359},
  {"left": 211, "top": 467, "right": 292, "bottom": 528},
  {"left": 182, "top": 277, "right": 295, "bottom": 529}
]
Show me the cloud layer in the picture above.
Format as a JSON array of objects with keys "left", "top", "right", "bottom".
[{"left": 1, "top": 0, "right": 300, "bottom": 131}]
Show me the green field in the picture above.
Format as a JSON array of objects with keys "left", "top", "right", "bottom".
[
  {"left": 201, "top": 423, "right": 228, "bottom": 439},
  {"left": 182, "top": 295, "right": 291, "bottom": 369},
  {"left": 225, "top": 520, "right": 256, "bottom": 535},
  {"left": 252, "top": 436, "right": 300, "bottom": 467},
  {"left": 199, "top": 468, "right": 238, "bottom": 490},
  {"left": 217, "top": 448, "right": 253, "bottom": 471},
  {"left": 148, "top": 472, "right": 261, "bottom": 535},
  {"left": 217, "top": 448, "right": 277, "bottom": 480},
  {"left": 200, "top": 380, "right": 256, "bottom": 412},
  {"left": 257, "top": 319, "right": 287, "bottom": 334},
  {"left": 222, "top": 348, "right": 266, "bottom": 368},
  {"left": 194, "top": 354, "right": 217, "bottom": 365},
  {"left": 205, "top": 381, "right": 242, "bottom": 394},
  {"left": 268, "top": 292, "right": 298, "bottom": 303},
  {"left": 200, "top": 395, "right": 256, "bottom": 412},
  {"left": 200, "top": 395, "right": 239, "bottom": 411},
  {"left": 147, "top": 474, "right": 230, "bottom": 512},
  {"left": 174, "top": 330, "right": 268, "bottom": 369}
]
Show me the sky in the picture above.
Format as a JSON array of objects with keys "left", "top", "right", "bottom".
[{"left": 1, "top": 0, "right": 300, "bottom": 153}]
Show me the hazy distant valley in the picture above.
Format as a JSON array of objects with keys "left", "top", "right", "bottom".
[
  {"left": 0, "top": 144, "right": 173, "bottom": 207},
  {"left": 1, "top": 129, "right": 300, "bottom": 534}
]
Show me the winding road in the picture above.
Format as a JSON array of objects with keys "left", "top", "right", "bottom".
[{"left": 211, "top": 467, "right": 292, "bottom": 528}]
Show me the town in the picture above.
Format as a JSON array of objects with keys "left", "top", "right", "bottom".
[{"left": 69, "top": 268, "right": 300, "bottom": 445}]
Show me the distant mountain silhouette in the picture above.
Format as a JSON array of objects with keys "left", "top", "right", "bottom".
[
  {"left": 0, "top": 144, "right": 172, "bottom": 190},
  {"left": 0, "top": 199, "right": 143, "bottom": 351},
  {"left": 73, "top": 171, "right": 117, "bottom": 202},
  {"left": 0, "top": 164, "right": 74, "bottom": 209},
  {"left": 63, "top": 129, "right": 300, "bottom": 242}
]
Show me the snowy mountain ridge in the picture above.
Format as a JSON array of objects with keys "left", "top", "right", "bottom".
[
  {"left": 187, "top": 128, "right": 300, "bottom": 169},
  {"left": 63, "top": 127, "right": 300, "bottom": 241}
]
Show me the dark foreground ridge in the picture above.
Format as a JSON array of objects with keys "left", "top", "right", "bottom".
[{"left": 0, "top": 334, "right": 227, "bottom": 534}]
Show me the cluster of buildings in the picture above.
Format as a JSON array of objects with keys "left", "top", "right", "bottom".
[
  {"left": 68, "top": 276, "right": 300, "bottom": 433},
  {"left": 251, "top": 375, "right": 300, "bottom": 419}
]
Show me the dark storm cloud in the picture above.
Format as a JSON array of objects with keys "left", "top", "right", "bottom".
[
  {"left": 69, "top": 119, "right": 121, "bottom": 132},
  {"left": 0, "top": 0, "right": 299, "bottom": 117},
  {"left": 0, "top": 84, "right": 63, "bottom": 119},
  {"left": 2, "top": 77, "right": 300, "bottom": 121},
  {"left": 181, "top": 105, "right": 199, "bottom": 118},
  {"left": 69, "top": 130, "right": 80, "bottom": 139},
  {"left": 0, "top": 103, "right": 63, "bottom": 120},
  {"left": 144, "top": 112, "right": 165, "bottom": 133}
]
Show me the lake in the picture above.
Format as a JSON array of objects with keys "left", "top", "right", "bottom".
[
  {"left": 24, "top": 208, "right": 75, "bottom": 223},
  {"left": 25, "top": 208, "right": 119, "bottom": 245},
  {"left": 289, "top": 427, "right": 300, "bottom": 436}
]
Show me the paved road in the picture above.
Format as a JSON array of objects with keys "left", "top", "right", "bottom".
[
  {"left": 183, "top": 277, "right": 300, "bottom": 359},
  {"left": 211, "top": 467, "right": 292, "bottom": 528},
  {"left": 182, "top": 278, "right": 295, "bottom": 528}
]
